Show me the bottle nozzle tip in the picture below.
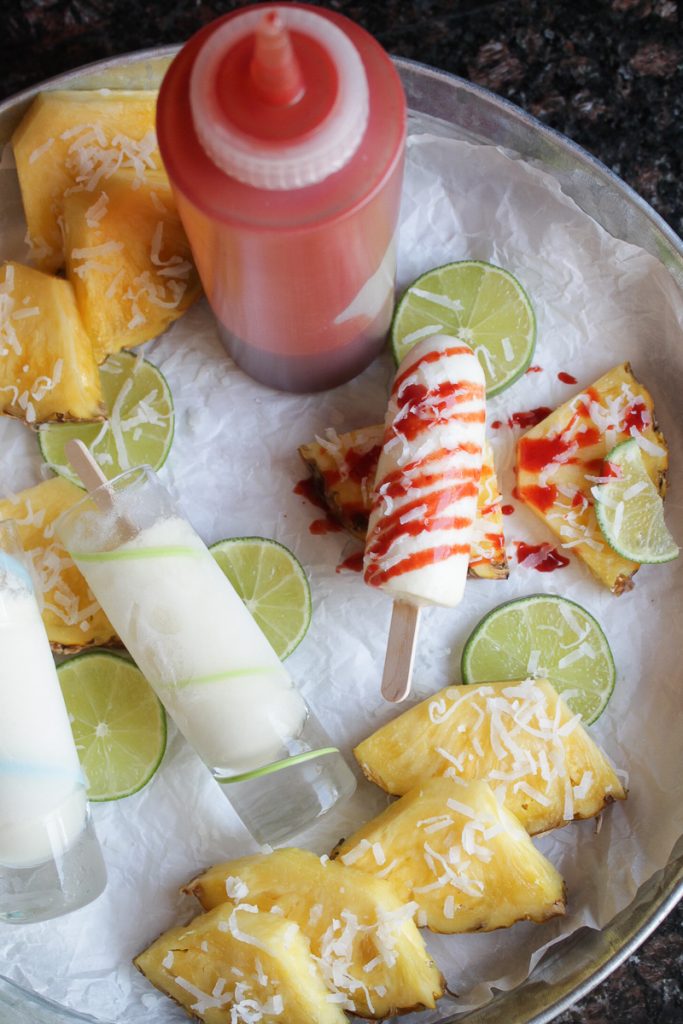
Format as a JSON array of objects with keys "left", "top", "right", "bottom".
[{"left": 250, "top": 10, "right": 304, "bottom": 106}]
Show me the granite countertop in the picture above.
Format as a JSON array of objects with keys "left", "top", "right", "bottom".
[{"left": 1, "top": 1, "right": 681, "bottom": 1022}]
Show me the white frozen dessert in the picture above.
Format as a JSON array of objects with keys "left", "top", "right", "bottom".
[
  {"left": 69, "top": 516, "right": 307, "bottom": 776},
  {"left": 363, "top": 334, "right": 486, "bottom": 607},
  {"left": 0, "top": 562, "right": 87, "bottom": 869}
]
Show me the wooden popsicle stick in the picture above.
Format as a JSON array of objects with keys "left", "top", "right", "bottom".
[
  {"left": 65, "top": 439, "right": 114, "bottom": 510},
  {"left": 380, "top": 600, "right": 421, "bottom": 703}
]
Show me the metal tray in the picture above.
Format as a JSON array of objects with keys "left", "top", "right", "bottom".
[{"left": 0, "top": 48, "right": 681, "bottom": 1024}]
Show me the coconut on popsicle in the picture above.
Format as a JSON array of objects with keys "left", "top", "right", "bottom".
[{"left": 364, "top": 334, "right": 486, "bottom": 701}]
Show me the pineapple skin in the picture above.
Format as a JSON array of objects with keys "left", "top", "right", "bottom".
[
  {"left": 134, "top": 904, "right": 347, "bottom": 1024},
  {"left": 334, "top": 778, "right": 566, "bottom": 934},
  {"left": 516, "top": 363, "right": 668, "bottom": 593},
  {"left": 184, "top": 847, "right": 444, "bottom": 1019},
  {"left": 298, "top": 428, "right": 508, "bottom": 579},
  {"left": 63, "top": 170, "right": 201, "bottom": 362},
  {"left": 0, "top": 261, "right": 105, "bottom": 424},
  {"left": 0, "top": 477, "right": 117, "bottom": 651},
  {"left": 12, "top": 90, "right": 161, "bottom": 273},
  {"left": 354, "top": 679, "right": 626, "bottom": 836}
]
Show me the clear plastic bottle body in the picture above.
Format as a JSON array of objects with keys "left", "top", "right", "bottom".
[
  {"left": 0, "top": 520, "right": 106, "bottom": 924},
  {"left": 157, "top": 3, "right": 406, "bottom": 393},
  {"left": 56, "top": 468, "right": 356, "bottom": 845}
]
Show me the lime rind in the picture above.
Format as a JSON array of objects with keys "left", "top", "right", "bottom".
[
  {"left": 37, "top": 350, "right": 175, "bottom": 489},
  {"left": 390, "top": 260, "right": 536, "bottom": 397},
  {"left": 594, "top": 439, "right": 678, "bottom": 565},
  {"left": 210, "top": 536, "right": 312, "bottom": 660},
  {"left": 461, "top": 594, "right": 616, "bottom": 724},
  {"left": 57, "top": 650, "right": 167, "bottom": 802}
]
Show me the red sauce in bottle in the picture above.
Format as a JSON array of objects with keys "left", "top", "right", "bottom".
[
  {"left": 515, "top": 541, "right": 570, "bottom": 572},
  {"left": 558, "top": 371, "right": 577, "bottom": 385},
  {"left": 508, "top": 407, "right": 553, "bottom": 430}
]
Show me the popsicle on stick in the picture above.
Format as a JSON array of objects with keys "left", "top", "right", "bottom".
[{"left": 363, "top": 334, "right": 487, "bottom": 701}]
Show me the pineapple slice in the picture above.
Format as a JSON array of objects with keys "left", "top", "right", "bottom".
[
  {"left": 298, "top": 427, "right": 508, "bottom": 579},
  {"left": 516, "top": 363, "right": 668, "bottom": 593},
  {"left": 12, "top": 90, "right": 161, "bottom": 273},
  {"left": 0, "top": 477, "right": 116, "bottom": 651},
  {"left": 134, "top": 904, "right": 347, "bottom": 1024},
  {"left": 334, "top": 778, "right": 566, "bottom": 934},
  {"left": 63, "top": 170, "right": 201, "bottom": 363},
  {"left": 354, "top": 679, "right": 625, "bottom": 836},
  {"left": 0, "top": 261, "right": 104, "bottom": 423},
  {"left": 184, "top": 847, "right": 443, "bottom": 1019}
]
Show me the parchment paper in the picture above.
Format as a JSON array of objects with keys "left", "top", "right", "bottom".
[{"left": 0, "top": 132, "right": 682, "bottom": 1023}]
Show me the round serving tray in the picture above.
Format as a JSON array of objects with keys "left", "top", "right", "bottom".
[{"left": 0, "top": 47, "right": 681, "bottom": 1024}]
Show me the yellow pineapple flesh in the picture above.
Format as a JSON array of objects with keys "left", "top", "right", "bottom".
[
  {"left": 184, "top": 847, "right": 443, "bottom": 1019},
  {"left": 12, "top": 90, "right": 161, "bottom": 273},
  {"left": 0, "top": 477, "right": 116, "bottom": 651},
  {"left": 298, "top": 427, "right": 508, "bottom": 579},
  {"left": 516, "top": 363, "right": 668, "bottom": 593},
  {"left": 334, "top": 778, "right": 566, "bottom": 934},
  {"left": 354, "top": 679, "right": 626, "bottom": 836},
  {"left": 0, "top": 261, "right": 104, "bottom": 423},
  {"left": 63, "top": 170, "right": 201, "bottom": 362},
  {"left": 134, "top": 904, "right": 347, "bottom": 1024}
]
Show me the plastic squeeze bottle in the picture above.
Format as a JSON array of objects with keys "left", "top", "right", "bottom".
[{"left": 157, "top": 3, "right": 406, "bottom": 393}]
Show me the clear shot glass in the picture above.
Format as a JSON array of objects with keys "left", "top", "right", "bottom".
[
  {"left": 55, "top": 467, "right": 356, "bottom": 845},
  {"left": 0, "top": 520, "right": 107, "bottom": 924}
]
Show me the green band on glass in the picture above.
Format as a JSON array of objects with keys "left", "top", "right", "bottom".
[
  {"left": 71, "top": 546, "right": 203, "bottom": 563},
  {"left": 216, "top": 747, "right": 339, "bottom": 785}
]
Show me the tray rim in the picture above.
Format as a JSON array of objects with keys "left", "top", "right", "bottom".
[{"left": 0, "top": 44, "right": 681, "bottom": 1024}]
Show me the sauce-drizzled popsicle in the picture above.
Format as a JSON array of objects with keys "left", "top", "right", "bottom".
[{"left": 363, "top": 334, "right": 486, "bottom": 701}]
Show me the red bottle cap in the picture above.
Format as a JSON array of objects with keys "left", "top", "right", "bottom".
[{"left": 190, "top": 5, "right": 370, "bottom": 191}]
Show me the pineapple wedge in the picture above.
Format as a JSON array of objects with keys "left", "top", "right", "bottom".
[
  {"left": 354, "top": 679, "right": 625, "bottom": 836},
  {"left": 0, "top": 477, "right": 116, "bottom": 651},
  {"left": 0, "top": 261, "right": 104, "bottom": 423},
  {"left": 63, "top": 170, "right": 201, "bottom": 362},
  {"left": 134, "top": 904, "right": 347, "bottom": 1024},
  {"left": 298, "top": 427, "right": 508, "bottom": 579},
  {"left": 184, "top": 848, "right": 443, "bottom": 1019},
  {"left": 12, "top": 90, "right": 161, "bottom": 273},
  {"left": 516, "top": 363, "right": 668, "bottom": 593},
  {"left": 334, "top": 778, "right": 566, "bottom": 934}
]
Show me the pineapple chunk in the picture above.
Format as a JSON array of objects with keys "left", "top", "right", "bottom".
[
  {"left": 0, "top": 477, "right": 116, "bottom": 651},
  {"left": 334, "top": 778, "right": 566, "bottom": 933},
  {"left": 12, "top": 90, "right": 161, "bottom": 273},
  {"left": 0, "top": 261, "right": 104, "bottom": 423},
  {"left": 134, "top": 904, "right": 347, "bottom": 1024},
  {"left": 184, "top": 848, "right": 443, "bottom": 1019},
  {"left": 516, "top": 363, "right": 668, "bottom": 593},
  {"left": 63, "top": 171, "right": 201, "bottom": 362},
  {"left": 298, "top": 427, "right": 508, "bottom": 579},
  {"left": 354, "top": 679, "right": 625, "bottom": 836}
]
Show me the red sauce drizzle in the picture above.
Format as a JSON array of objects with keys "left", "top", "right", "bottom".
[
  {"left": 576, "top": 426, "right": 601, "bottom": 449},
  {"left": 604, "top": 460, "right": 622, "bottom": 479},
  {"left": 392, "top": 345, "right": 474, "bottom": 396},
  {"left": 558, "top": 371, "right": 577, "bottom": 385},
  {"left": 517, "top": 483, "right": 558, "bottom": 513},
  {"left": 515, "top": 541, "right": 570, "bottom": 573},
  {"left": 344, "top": 444, "right": 382, "bottom": 483},
  {"left": 393, "top": 381, "right": 486, "bottom": 443},
  {"left": 336, "top": 551, "right": 364, "bottom": 573},
  {"left": 526, "top": 365, "right": 542, "bottom": 374},
  {"left": 366, "top": 481, "right": 478, "bottom": 562},
  {"left": 572, "top": 491, "right": 586, "bottom": 508},
  {"left": 512, "top": 485, "right": 521, "bottom": 501},
  {"left": 309, "top": 518, "right": 342, "bottom": 535},
  {"left": 518, "top": 435, "right": 575, "bottom": 473},
  {"left": 501, "top": 504, "right": 515, "bottom": 516},
  {"left": 490, "top": 420, "right": 503, "bottom": 430},
  {"left": 508, "top": 407, "right": 553, "bottom": 430},
  {"left": 294, "top": 477, "right": 328, "bottom": 512},
  {"left": 622, "top": 401, "right": 650, "bottom": 432},
  {"left": 365, "top": 544, "right": 471, "bottom": 587}
]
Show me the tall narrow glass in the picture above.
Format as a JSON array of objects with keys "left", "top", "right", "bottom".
[
  {"left": 0, "top": 520, "right": 107, "bottom": 924},
  {"left": 55, "top": 467, "right": 355, "bottom": 845}
]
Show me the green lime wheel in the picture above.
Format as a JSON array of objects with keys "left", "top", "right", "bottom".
[{"left": 461, "top": 594, "right": 616, "bottom": 724}]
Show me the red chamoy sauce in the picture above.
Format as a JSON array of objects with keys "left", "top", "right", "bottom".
[
  {"left": 490, "top": 419, "right": 503, "bottom": 430},
  {"left": 508, "top": 407, "right": 553, "bottom": 430},
  {"left": 336, "top": 550, "right": 364, "bottom": 573},
  {"left": 501, "top": 504, "right": 515, "bottom": 516},
  {"left": 294, "top": 477, "right": 342, "bottom": 534},
  {"left": 558, "top": 371, "right": 577, "bottom": 385},
  {"left": 623, "top": 402, "right": 650, "bottom": 432},
  {"left": 526, "top": 365, "right": 542, "bottom": 374},
  {"left": 515, "top": 541, "right": 570, "bottom": 573}
]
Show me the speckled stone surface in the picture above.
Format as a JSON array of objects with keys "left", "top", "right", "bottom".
[{"left": 1, "top": 2, "right": 681, "bottom": 1022}]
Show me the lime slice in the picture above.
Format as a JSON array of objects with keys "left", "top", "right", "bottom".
[
  {"left": 38, "top": 350, "right": 174, "bottom": 487},
  {"left": 58, "top": 652, "right": 167, "bottom": 801},
  {"left": 594, "top": 439, "right": 678, "bottom": 564},
  {"left": 391, "top": 260, "right": 536, "bottom": 396},
  {"left": 461, "top": 594, "right": 616, "bottom": 724},
  {"left": 210, "top": 537, "right": 312, "bottom": 660}
]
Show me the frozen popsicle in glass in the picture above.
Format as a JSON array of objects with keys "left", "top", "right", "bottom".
[{"left": 55, "top": 464, "right": 355, "bottom": 845}]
